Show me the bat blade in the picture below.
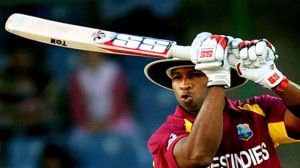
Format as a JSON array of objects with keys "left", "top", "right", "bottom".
[{"left": 5, "top": 13, "right": 190, "bottom": 59}]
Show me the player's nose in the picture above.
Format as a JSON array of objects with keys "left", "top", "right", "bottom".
[{"left": 180, "top": 79, "right": 192, "bottom": 90}]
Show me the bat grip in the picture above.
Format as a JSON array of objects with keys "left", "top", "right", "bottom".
[{"left": 173, "top": 45, "right": 191, "bottom": 60}]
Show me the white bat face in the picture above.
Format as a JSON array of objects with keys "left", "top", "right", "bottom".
[{"left": 5, "top": 13, "right": 191, "bottom": 59}]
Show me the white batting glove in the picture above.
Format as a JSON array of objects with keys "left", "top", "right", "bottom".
[
  {"left": 234, "top": 40, "right": 284, "bottom": 89},
  {"left": 191, "top": 32, "right": 233, "bottom": 88},
  {"left": 228, "top": 39, "right": 278, "bottom": 68}
]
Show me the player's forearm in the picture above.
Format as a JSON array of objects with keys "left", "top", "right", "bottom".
[{"left": 185, "top": 86, "right": 225, "bottom": 163}]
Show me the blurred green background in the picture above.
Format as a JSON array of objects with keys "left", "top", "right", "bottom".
[{"left": 0, "top": 0, "right": 300, "bottom": 168}]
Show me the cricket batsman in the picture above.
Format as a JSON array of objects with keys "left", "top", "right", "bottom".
[{"left": 145, "top": 32, "right": 300, "bottom": 168}]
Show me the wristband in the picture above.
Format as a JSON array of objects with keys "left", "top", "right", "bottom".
[{"left": 272, "top": 76, "right": 288, "bottom": 93}]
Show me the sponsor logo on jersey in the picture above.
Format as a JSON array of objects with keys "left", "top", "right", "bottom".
[
  {"left": 207, "top": 142, "right": 270, "bottom": 168},
  {"left": 167, "top": 133, "right": 178, "bottom": 150}
]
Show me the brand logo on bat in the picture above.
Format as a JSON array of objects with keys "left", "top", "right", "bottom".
[
  {"left": 50, "top": 38, "right": 67, "bottom": 46},
  {"left": 93, "top": 31, "right": 106, "bottom": 41},
  {"left": 94, "top": 33, "right": 173, "bottom": 53}
]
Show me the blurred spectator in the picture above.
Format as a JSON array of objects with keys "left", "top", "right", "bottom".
[
  {"left": 67, "top": 52, "right": 146, "bottom": 168},
  {"left": 0, "top": 45, "right": 61, "bottom": 168}
]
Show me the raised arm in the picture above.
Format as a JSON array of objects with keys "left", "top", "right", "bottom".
[
  {"left": 173, "top": 32, "right": 233, "bottom": 167},
  {"left": 173, "top": 86, "right": 225, "bottom": 167},
  {"left": 230, "top": 39, "right": 300, "bottom": 132}
]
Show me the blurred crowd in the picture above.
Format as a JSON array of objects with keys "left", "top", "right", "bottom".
[
  {"left": 0, "top": 0, "right": 300, "bottom": 168},
  {"left": 0, "top": 1, "right": 180, "bottom": 168},
  {"left": 0, "top": 38, "right": 153, "bottom": 168},
  {"left": 0, "top": 40, "right": 70, "bottom": 167}
]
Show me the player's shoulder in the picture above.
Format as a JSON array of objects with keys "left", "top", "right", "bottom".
[
  {"left": 150, "top": 116, "right": 185, "bottom": 137},
  {"left": 148, "top": 114, "right": 187, "bottom": 145},
  {"left": 226, "top": 94, "right": 284, "bottom": 114},
  {"left": 228, "top": 94, "right": 280, "bottom": 105},
  {"left": 245, "top": 94, "right": 282, "bottom": 105}
]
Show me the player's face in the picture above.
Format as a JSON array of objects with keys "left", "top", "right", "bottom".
[{"left": 171, "top": 67, "right": 208, "bottom": 114}]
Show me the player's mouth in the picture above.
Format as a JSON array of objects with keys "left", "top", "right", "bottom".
[{"left": 181, "top": 93, "right": 193, "bottom": 103}]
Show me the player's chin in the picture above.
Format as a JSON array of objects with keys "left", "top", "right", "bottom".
[{"left": 180, "top": 102, "right": 200, "bottom": 113}]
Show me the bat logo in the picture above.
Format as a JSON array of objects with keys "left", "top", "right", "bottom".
[
  {"left": 92, "top": 30, "right": 118, "bottom": 44},
  {"left": 109, "top": 34, "right": 173, "bottom": 53},
  {"left": 93, "top": 31, "right": 106, "bottom": 41}
]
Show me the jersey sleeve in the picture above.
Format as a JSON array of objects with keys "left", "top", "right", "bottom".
[
  {"left": 256, "top": 95, "right": 300, "bottom": 146},
  {"left": 148, "top": 117, "right": 190, "bottom": 168}
]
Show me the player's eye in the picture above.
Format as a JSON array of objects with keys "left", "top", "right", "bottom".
[{"left": 171, "top": 74, "right": 182, "bottom": 81}]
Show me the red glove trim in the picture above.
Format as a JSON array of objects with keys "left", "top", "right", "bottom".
[{"left": 272, "top": 76, "right": 289, "bottom": 93}]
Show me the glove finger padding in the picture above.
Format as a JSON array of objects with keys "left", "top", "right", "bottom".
[
  {"left": 255, "top": 40, "right": 268, "bottom": 61},
  {"left": 239, "top": 40, "right": 259, "bottom": 67},
  {"left": 228, "top": 38, "right": 243, "bottom": 68},
  {"left": 238, "top": 39, "right": 278, "bottom": 68}
]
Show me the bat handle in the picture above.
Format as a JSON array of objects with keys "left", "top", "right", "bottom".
[{"left": 173, "top": 45, "right": 191, "bottom": 60}]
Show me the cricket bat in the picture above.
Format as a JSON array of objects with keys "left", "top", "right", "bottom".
[{"left": 5, "top": 13, "right": 191, "bottom": 60}]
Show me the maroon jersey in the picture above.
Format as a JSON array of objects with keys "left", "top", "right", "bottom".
[{"left": 148, "top": 95, "right": 300, "bottom": 168}]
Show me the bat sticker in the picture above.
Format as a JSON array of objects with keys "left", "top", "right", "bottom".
[{"left": 92, "top": 30, "right": 117, "bottom": 44}]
